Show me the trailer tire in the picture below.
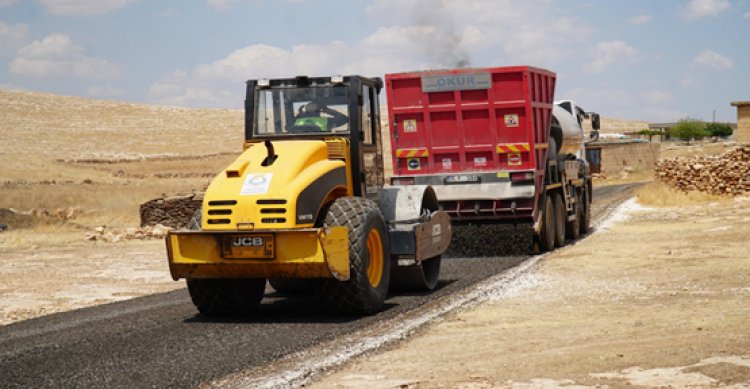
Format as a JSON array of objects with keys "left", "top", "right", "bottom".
[
  {"left": 390, "top": 256, "right": 441, "bottom": 291},
  {"left": 537, "top": 195, "right": 556, "bottom": 252},
  {"left": 566, "top": 191, "right": 581, "bottom": 240},
  {"left": 315, "top": 197, "right": 390, "bottom": 315},
  {"left": 580, "top": 187, "right": 591, "bottom": 235},
  {"left": 553, "top": 192, "right": 566, "bottom": 247}
]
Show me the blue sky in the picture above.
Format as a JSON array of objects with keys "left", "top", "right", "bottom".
[{"left": 0, "top": 0, "right": 748, "bottom": 122}]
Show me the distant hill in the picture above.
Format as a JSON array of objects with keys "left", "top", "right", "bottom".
[{"left": 0, "top": 89, "right": 244, "bottom": 181}]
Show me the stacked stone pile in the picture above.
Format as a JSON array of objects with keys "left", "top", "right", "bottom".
[
  {"left": 85, "top": 224, "right": 171, "bottom": 242},
  {"left": 0, "top": 207, "right": 83, "bottom": 230},
  {"left": 655, "top": 144, "right": 750, "bottom": 196},
  {"left": 139, "top": 192, "right": 203, "bottom": 228}
]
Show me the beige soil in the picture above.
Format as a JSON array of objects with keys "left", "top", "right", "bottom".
[
  {"left": 309, "top": 196, "right": 750, "bottom": 389},
  {"left": 0, "top": 240, "right": 180, "bottom": 325}
]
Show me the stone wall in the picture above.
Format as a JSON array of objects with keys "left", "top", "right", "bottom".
[
  {"left": 599, "top": 142, "right": 661, "bottom": 176},
  {"left": 732, "top": 102, "right": 750, "bottom": 143}
]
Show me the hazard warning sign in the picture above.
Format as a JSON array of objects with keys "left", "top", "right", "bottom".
[
  {"left": 403, "top": 119, "right": 417, "bottom": 133},
  {"left": 504, "top": 114, "right": 519, "bottom": 127},
  {"left": 407, "top": 158, "right": 421, "bottom": 171},
  {"left": 508, "top": 153, "right": 522, "bottom": 166}
]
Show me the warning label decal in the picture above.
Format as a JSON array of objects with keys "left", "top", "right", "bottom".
[
  {"left": 504, "top": 114, "right": 519, "bottom": 127},
  {"left": 404, "top": 119, "right": 417, "bottom": 133},
  {"left": 407, "top": 158, "right": 421, "bottom": 171}
]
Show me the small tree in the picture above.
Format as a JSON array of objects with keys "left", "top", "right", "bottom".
[
  {"left": 636, "top": 128, "right": 663, "bottom": 141},
  {"left": 705, "top": 122, "right": 733, "bottom": 138},
  {"left": 669, "top": 118, "right": 709, "bottom": 142}
]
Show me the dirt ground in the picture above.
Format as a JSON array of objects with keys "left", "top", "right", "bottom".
[
  {"left": 0, "top": 240, "right": 180, "bottom": 325},
  {"left": 307, "top": 196, "right": 750, "bottom": 389},
  {"left": 2, "top": 193, "right": 749, "bottom": 388}
]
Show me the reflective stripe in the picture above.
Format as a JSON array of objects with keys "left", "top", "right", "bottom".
[
  {"left": 395, "top": 148, "right": 429, "bottom": 158},
  {"left": 496, "top": 143, "right": 530, "bottom": 153}
]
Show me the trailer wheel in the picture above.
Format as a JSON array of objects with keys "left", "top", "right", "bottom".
[
  {"left": 553, "top": 192, "right": 566, "bottom": 247},
  {"left": 580, "top": 187, "right": 591, "bottom": 235},
  {"left": 537, "top": 195, "right": 556, "bottom": 252},
  {"left": 184, "top": 208, "right": 266, "bottom": 316},
  {"left": 315, "top": 197, "right": 390, "bottom": 315},
  {"left": 390, "top": 256, "right": 441, "bottom": 291},
  {"left": 566, "top": 191, "right": 581, "bottom": 240}
]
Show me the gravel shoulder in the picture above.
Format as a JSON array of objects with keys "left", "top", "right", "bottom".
[{"left": 309, "top": 195, "right": 750, "bottom": 388}]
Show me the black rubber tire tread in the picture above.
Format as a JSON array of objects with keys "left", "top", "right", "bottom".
[
  {"left": 390, "top": 256, "right": 441, "bottom": 292},
  {"left": 184, "top": 207, "right": 266, "bottom": 316},
  {"left": 580, "top": 186, "right": 591, "bottom": 234},
  {"left": 314, "top": 197, "right": 391, "bottom": 315},
  {"left": 268, "top": 278, "right": 312, "bottom": 293},
  {"left": 187, "top": 278, "right": 266, "bottom": 316},
  {"left": 566, "top": 190, "right": 581, "bottom": 240},
  {"left": 553, "top": 192, "right": 566, "bottom": 247},
  {"left": 538, "top": 195, "right": 555, "bottom": 252}
]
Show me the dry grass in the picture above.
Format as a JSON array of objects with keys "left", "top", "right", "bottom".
[
  {"left": 635, "top": 181, "right": 728, "bottom": 207},
  {"left": 0, "top": 89, "right": 247, "bottom": 247}
]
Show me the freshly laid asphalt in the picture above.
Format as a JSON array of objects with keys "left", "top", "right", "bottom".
[{"left": 0, "top": 183, "right": 640, "bottom": 389}]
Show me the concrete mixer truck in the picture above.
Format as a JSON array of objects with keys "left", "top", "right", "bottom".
[{"left": 385, "top": 66, "right": 600, "bottom": 252}]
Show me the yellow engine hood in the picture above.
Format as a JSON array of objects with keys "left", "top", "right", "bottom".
[{"left": 201, "top": 140, "right": 350, "bottom": 230}]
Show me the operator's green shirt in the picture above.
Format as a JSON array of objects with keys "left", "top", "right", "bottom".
[{"left": 294, "top": 117, "right": 328, "bottom": 131}]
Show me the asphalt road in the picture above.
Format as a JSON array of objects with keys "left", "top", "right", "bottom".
[{"left": 0, "top": 183, "right": 641, "bottom": 389}]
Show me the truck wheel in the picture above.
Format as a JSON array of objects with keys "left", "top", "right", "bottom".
[
  {"left": 390, "top": 256, "right": 441, "bottom": 291},
  {"left": 187, "top": 278, "right": 266, "bottom": 316},
  {"left": 537, "top": 195, "right": 555, "bottom": 252},
  {"left": 566, "top": 191, "right": 581, "bottom": 240},
  {"left": 553, "top": 192, "right": 566, "bottom": 247},
  {"left": 315, "top": 197, "right": 391, "bottom": 315},
  {"left": 579, "top": 187, "right": 591, "bottom": 235}
]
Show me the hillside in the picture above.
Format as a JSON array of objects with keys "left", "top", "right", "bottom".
[
  {"left": 0, "top": 89, "right": 648, "bottom": 243},
  {"left": 0, "top": 89, "right": 245, "bottom": 235}
]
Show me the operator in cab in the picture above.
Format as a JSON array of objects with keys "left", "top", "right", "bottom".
[{"left": 293, "top": 101, "right": 348, "bottom": 132}]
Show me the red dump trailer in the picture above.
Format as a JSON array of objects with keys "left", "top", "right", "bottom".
[{"left": 385, "top": 66, "right": 600, "bottom": 251}]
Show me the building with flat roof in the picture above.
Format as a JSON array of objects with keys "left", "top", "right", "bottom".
[{"left": 731, "top": 101, "right": 750, "bottom": 143}]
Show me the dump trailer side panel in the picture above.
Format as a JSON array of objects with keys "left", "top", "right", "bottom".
[{"left": 386, "top": 66, "right": 556, "bottom": 223}]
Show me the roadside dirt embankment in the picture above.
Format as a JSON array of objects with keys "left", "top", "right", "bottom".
[{"left": 310, "top": 194, "right": 750, "bottom": 389}]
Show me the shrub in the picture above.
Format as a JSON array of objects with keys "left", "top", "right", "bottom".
[
  {"left": 705, "top": 122, "right": 733, "bottom": 138},
  {"left": 668, "top": 118, "right": 709, "bottom": 140}
]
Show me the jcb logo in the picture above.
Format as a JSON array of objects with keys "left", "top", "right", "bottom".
[{"left": 233, "top": 237, "right": 264, "bottom": 247}]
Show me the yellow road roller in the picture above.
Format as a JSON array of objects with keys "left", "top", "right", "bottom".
[{"left": 166, "top": 75, "right": 451, "bottom": 315}]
